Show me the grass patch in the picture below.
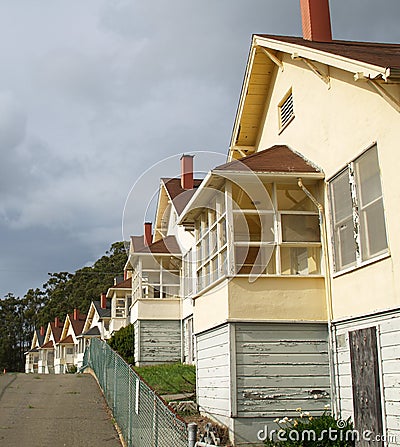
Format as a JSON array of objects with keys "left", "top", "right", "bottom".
[{"left": 134, "top": 363, "right": 196, "bottom": 396}]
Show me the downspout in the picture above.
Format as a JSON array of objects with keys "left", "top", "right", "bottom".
[{"left": 297, "top": 178, "right": 337, "bottom": 414}]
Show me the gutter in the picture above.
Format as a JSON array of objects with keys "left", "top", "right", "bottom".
[{"left": 297, "top": 178, "right": 338, "bottom": 415}]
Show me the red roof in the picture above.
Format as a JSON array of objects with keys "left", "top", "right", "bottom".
[
  {"left": 50, "top": 321, "right": 63, "bottom": 343},
  {"left": 162, "top": 178, "right": 203, "bottom": 200},
  {"left": 58, "top": 335, "right": 74, "bottom": 344},
  {"left": 135, "top": 235, "right": 181, "bottom": 255},
  {"left": 258, "top": 34, "right": 400, "bottom": 71},
  {"left": 162, "top": 178, "right": 203, "bottom": 214},
  {"left": 113, "top": 277, "right": 132, "bottom": 289},
  {"left": 69, "top": 313, "right": 86, "bottom": 336},
  {"left": 216, "top": 145, "right": 321, "bottom": 174},
  {"left": 40, "top": 340, "right": 54, "bottom": 349}
]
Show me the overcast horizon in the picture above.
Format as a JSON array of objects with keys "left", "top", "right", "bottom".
[{"left": 1, "top": 0, "right": 399, "bottom": 299}]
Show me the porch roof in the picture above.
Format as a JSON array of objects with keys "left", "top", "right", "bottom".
[{"left": 58, "top": 335, "right": 74, "bottom": 345}]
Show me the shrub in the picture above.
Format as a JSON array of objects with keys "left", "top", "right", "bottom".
[
  {"left": 107, "top": 324, "right": 135, "bottom": 364},
  {"left": 264, "top": 408, "right": 355, "bottom": 447}
]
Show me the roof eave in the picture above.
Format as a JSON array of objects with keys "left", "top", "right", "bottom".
[
  {"left": 254, "top": 35, "right": 388, "bottom": 80},
  {"left": 213, "top": 169, "right": 324, "bottom": 179}
]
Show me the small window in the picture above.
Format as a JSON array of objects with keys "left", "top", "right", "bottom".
[{"left": 279, "top": 90, "right": 294, "bottom": 130}]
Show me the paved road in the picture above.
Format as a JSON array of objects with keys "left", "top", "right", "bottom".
[{"left": 0, "top": 373, "right": 122, "bottom": 447}]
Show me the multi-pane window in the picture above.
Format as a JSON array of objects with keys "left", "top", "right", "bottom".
[
  {"left": 115, "top": 298, "right": 126, "bottom": 318},
  {"left": 329, "top": 145, "right": 387, "bottom": 272},
  {"left": 195, "top": 195, "right": 228, "bottom": 292},
  {"left": 182, "top": 248, "right": 195, "bottom": 298},
  {"left": 193, "top": 179, "right": 322, "bottom": 294},
  {"left": 131, "top": 256, "right": 181, "bottom": 300}
]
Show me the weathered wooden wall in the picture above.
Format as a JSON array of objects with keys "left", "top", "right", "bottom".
[
  {"left": 235, "top": 322, "right": 330, "bottom": 417},
  {"left": 196, "top": 324, "right": 231, "bottom": 424},
  {"left": 134, "top": 320, "right": 181, "bottom": 366},
  {"left": 334, "top": 312, "right": 400, "bottom": 446}
]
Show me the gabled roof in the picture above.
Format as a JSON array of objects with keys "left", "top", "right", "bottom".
[
  {"left": 82, "top": 326, "right": 101, "bottom": 337},
  {"left": 162, "top": 178, "right": 203, "bottom": 215},
  {"left": 69, "top": 313, "right": 86, "bottom": 336},
  {"left": 35, "top": 329, "right": 45, "bottom": 347},
  {"left": 179, "top": 145, "right": 323, "bottom": 225},
  {"left": 130, "top": 235, "right": 145, "bottom": 252},
  {"left": 259, "top": 35, "right": 400, "bottom": 72},
  {"left": 40, "top": 340, "right": 55, "bottom": 349},
  {"left": 49, "top": 321, "right": 63, "bottom": 343},
  {"left": 112, "top": 277, "right": 132, "bottom": 289},
  {"left": 131, "top": 235, "right": 181, "bottom": 255},
  {"left": 229, "top": 34, "right": 400, "bottom": 159},
  {"left": 93, "top": 300, "right": 112, "bottom": 319},
  {"left": 134, "top": 235, "right": 181, "bottom": 255},
  {"left": 58, "top": 335, "right": 74, "bottom": 344},
  {"left": 216, "top": 145, "right": 321, "bottom": 174}
]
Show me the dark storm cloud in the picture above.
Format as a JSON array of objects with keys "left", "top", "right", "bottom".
[{"left": 0, "top": 0, "right": 399, "bottom": 297}]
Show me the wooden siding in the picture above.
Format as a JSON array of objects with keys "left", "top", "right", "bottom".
[
  {"left": 334, "top": 312, "right": 400, "bottom": 447},
  {"left": 136, "top": 320, "right": 181, "bottom": 366},
  {"left": 235, "top": 322, "right": 330, "bottom": 418},
  {"left": 196, "top": 324, "right": 230, "bottom": 417}
]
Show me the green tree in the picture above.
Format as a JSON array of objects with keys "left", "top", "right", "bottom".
[
  {"left": 0, "top": 294, "right": 26, "bottom": 371},
  {"left": 0, "top": 241, "right": 128, "bottom": 371}
]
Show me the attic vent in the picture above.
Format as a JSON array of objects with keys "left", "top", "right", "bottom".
[{"left": 279, "top": 90, "right": 294, "bottom": 130}]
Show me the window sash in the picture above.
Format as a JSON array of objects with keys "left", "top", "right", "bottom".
[{"left": 330, "top": 145, "right": 387, "bottom": 272}]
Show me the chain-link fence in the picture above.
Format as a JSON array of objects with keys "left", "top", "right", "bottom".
[{"left": 85, "top": 338, "right": 189, "bottom": 447}]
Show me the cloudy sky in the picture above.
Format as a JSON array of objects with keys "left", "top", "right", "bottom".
[{"left": 0, "top": 0, "right": 399, "bottom": 298}]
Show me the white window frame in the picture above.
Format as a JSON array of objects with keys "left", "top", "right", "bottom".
[
  {"left": 195, "top": 195, "right": 227, "bottom": 294},
  {"left": 131, "top": 255, "right": 181, "bottom": 300},
  {"left": 329, "top": 144, "right": 388, "bottom": 274},
  {"left": 193, "top": 179, "right": 323, "bottom": 295}
]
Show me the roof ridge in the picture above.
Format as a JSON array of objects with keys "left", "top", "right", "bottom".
[{"left": 257, "top": 34, "right": 400, "bottom": 47}]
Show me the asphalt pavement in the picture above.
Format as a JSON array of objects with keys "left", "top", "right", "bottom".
[{"left": 0, "top": 372, "right": 122, "bottom": 447}]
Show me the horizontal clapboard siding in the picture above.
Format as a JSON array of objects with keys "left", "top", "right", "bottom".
[
  {"left": 334, "top": 312, "right": 400, "bottom": 447},
  {"left": 196, "top": 324, "right": 230, "bottom": 417},
  {"left": 235, "top": 322, "right": 330, "bottom": 417},
  {"left": 138, "top": 320, "right": 181, "bottom": 365}
]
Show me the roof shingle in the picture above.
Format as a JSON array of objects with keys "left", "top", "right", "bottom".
[
  {"left": 216, "top": 145, "right": 321, "bottom": 174},
  {"left": 162, "top": 178, "right": 203, "bottom": 214},
  {"left": 258, "top": 34, "right": 400, "bottom": 71}
]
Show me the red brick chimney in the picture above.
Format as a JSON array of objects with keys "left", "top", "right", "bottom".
[
  {"left": 100, "top": 292, "right": 107, "bottom": 309},
  {"left": 144, "top": 222, "right": 152, "bottom": 246},
  {"left": 300, "top": 0, "right": 332, "bottom": 42},
  {"left": 40, "top": 326, "right": 45, "bottom": 336},
  {"left": 180, "top": 154, "right": 194, "bottom": 190},
  {"left": 55, "top": 316, "right": 60, "bottom": 328},
  {"left": 73, "top": 308, "right": 79, "bottom": 321}
]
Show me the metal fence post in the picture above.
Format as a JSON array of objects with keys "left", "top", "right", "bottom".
[
  {"left": 153, "top": 394, "right": 159, "bottom": 447},
  {"left": 128, "top": 370, "right": 132, "bottom": 447},
  {"left": 188, "top": 422, "right": 197, "bottom": 447}
]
